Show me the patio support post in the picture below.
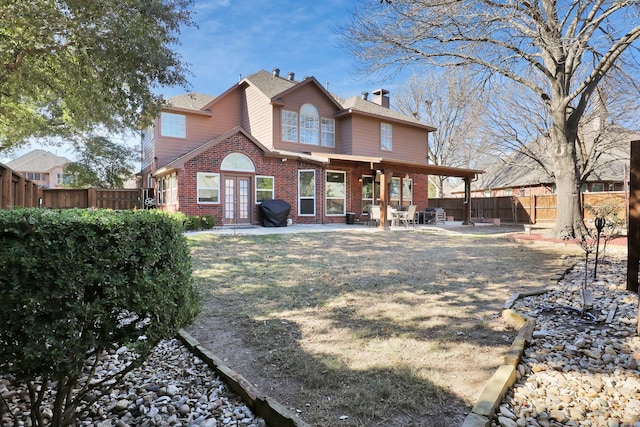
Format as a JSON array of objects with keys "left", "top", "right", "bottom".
[
  {"left": 462, "top": 176, "right": 472, "bottom": 225},
  {"left": 378, "top": 171, "right": 392, "bottom": 230}
]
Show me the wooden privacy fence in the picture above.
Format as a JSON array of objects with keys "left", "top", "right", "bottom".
[
  {"left": 0, "top": 164, "right": 43, "bottom": 209},
  {"left": 1, "top": 164, "right": 151, "bottom": 210},
  {"left": 429, "top": 192, "right": 628, "bottom": 225},
  {"left": 42, "top": 188, "right": 145, "bottom": 210}
]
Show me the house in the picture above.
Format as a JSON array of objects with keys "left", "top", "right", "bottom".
[
  {"left": 6, "top": 149, "right": 73, "bottom": 189},
  {"left": 449, "top": 123, "right": 636, "bottom": 198},
  {"left": 141, "top": 69, "right": 482, "bottom": 226}
]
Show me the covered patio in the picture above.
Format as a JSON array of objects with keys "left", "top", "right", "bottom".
[{"left": 308, "top": 152, "right": 483, "bottom": 229}]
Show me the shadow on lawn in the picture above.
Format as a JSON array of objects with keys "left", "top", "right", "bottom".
[{"left": 186, "top": 231, "right": 568, "bottom": 426}]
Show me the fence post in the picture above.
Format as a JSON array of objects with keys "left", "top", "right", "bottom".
[
  {"left": 87, "top": 188, "right": 97, "bottom": 208},
  {"left": 627, "top": 140, "right": 640, "bottom": 293},
  {"left": 0, "top": 166, "right": 9, "bottom": 209},
  {"left": 531, "top": 194, "right": 537, "bottom": 224}
]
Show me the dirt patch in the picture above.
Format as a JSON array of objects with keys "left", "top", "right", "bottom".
[{"left": 185, "top": 228, "right": 577, "bottom": 426}]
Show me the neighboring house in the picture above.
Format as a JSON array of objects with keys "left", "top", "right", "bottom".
[
  {"left": 449, "top": 123, "right": 636, "bottom": 198},
  {"left": 6, "top": 149, "right": 73, "bottom": 189},
  {"left": 142, "top": 68, "right": 482, "bottom": 226}
]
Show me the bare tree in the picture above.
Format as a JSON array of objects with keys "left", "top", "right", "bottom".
[
  {"left": 339, "top": 0, "right": 640, "bottom": 237},
  {"left": 393, "top": 72, "right": 490, "bottom": 197},
  {"left": 480, "top": 75, "right": 639, "bottom": 203}
]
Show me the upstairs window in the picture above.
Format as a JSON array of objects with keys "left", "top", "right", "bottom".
[
  {"left": 381, "top": 122, "right": 392, "bottom": 151},
  {"left": 321, "top": 118, "right": 335, "bottom": 147},
  {"left": 161, "top": 113, "right": 186, "bottom": 138},
  {"left": 300, "top": 104, "right": 319, "bottom": 145},
  {"left": 282, "top": 110, "right": 298, "bottom": 142},
  {"left": 221, "top": 153, "right": 255, "bottom": 172}
]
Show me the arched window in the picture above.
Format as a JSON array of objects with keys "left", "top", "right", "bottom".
[
  {"left": 300, "top": 103, "right": 319, "bottom": 145},
  {"left": 220, "top": 153, "right": 255, "bottom": 172}
]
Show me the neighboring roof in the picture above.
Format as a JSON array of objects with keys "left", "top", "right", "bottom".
[
  {"left": 451, "top": 126, "right": 636, "bottom": 193},
  {"left": 6, "top": 149, "right": 71, "bottom": 172}
]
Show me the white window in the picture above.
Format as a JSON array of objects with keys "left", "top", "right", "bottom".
[
  {"left": 221, "top": 153, "right": 255, "bottom": 172},
  {"left": 381, "top": 122, "right": 392, "bottom": 151},
  {"left": 282, "top": 110, "right": 298, "bottom": 142},
  {"left": 158, "top": 173, "right": 178, "bottom": 205},
  {"left": 326, "top": 171, "right": 346, "bottom": 215},
  {"left": 361, "top": 175, "right": 374, "bottom": 214},
  {"left": 321, "top": 118, "right": 335, "bottom": 147},
  {"left": 256, "top": 176, "right": 274, "bottom": 203},
  {"left": 161, "top": 112, "right": 186, "bottom": 138},
  {"left": 390, "top": 177, "right": 401, "bottom": 207},
  {"left": 298, "top": 170, "right": 316, "bottom": 216},
  {"left": 197, "top": 172, "right": 220, "bottom": 204},
  {"left": 300, "top": 104, "right": 319, "bottom": 145}
]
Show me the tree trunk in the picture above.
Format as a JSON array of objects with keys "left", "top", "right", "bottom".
[
  {"left": 553, "top": 167, "right": 585, "bottom": 238},
  {"left": 550, "top": 109, "right": 588, "bottom": 238}
]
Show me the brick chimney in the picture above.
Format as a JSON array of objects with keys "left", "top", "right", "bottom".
[{"left": 372, "top": 89, "right": 390, "bottom": 108}]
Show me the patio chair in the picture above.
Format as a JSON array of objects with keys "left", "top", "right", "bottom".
[
  {"left": 394, "top": 205, "right": 418, "bottom": 228},
  {"left": 369, "top": 205, "right": 380, "bottom": 227},
  {"left": 435, "top": 208, "right": 446, "bottom": 224}
]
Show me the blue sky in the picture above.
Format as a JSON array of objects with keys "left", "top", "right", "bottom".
[
  {"left": 167, "top": 0, "right": 389, "bottom": 98},
  {"left": 2, "top": 0, "right": 403, "bottom": 163}
]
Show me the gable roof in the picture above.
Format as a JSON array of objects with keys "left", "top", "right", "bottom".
[
  {"left": 165, "top": 92, "right": 216, "bottom": 111},
  {"left": 172, "top": 69, "right": 436, "bottom": 131},
  {"left": 6, "top": 149, "right": 71, "bottom": 172},
  {"left": 335, "top": 94, "right": 435, "bottom": 130}
]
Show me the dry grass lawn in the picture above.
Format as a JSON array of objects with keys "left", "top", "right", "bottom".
[{"left": 185, "top": 227, "right": 577, "bottom": 426}]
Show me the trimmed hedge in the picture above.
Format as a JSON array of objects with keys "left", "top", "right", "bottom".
[{"left": 0, "top": 208, "right": 200, "bottom": 424}]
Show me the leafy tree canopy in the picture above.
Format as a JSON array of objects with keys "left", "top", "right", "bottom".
[
  {"left": 64, "top": 136, "right": 138, "bottom": 188},
  {"left": 0, "top": 0, "right": 194, "bottom": 152}
]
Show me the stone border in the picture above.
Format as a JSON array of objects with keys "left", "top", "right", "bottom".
[
  {"left": 177, "top": 329, "right": 311, "bottom": 427},
  {"left": 461, "top": 262, "right": 576, "bottom": 427}
]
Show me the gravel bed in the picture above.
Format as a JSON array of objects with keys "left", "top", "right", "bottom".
[
  {"left": 1, "top": 339, "right": 267, "bottom": 427},
  {"left": 493, "top": 257, "right": 640, "bottom": 427}
]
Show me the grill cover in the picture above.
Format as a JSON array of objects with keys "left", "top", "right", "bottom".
[{"left": 259, "top": 199, "right": 290, "bottom": 227}]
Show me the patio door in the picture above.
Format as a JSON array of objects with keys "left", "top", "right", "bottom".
[{"left": 224, "top": 175, "right": 251, "bottom": 224}]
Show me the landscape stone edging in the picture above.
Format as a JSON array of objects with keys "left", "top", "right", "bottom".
[
  {"left": 177, "top": 329, "right": 311, "bottom": 427},
  {"left": 460, "top": 259, "right": 577, "bottom": 427}
]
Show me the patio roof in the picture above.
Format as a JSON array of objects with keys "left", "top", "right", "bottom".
[{"left": 306, "top": 152, "right": 483, "bottom": 178}]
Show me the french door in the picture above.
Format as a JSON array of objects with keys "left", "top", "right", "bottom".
[{"left": 224, "top": 175, "right": 251, "bottom": 224}]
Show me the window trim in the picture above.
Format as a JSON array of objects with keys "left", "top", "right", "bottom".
[
  {"left": 282, "top": 110, "right": 298, "bottom": 142},
  {"left": 300, "top": 103, "right": 320, "bottom": 145},
  {"left": 298, "top": 170, "right": 316, "bottom": 216},
  {"left": 160, "top": 112, "right": 186, "bottom": 138},
  {"left": 197, "top": 172, "right": 220, "bottom": 204},
  {"left": 380, "top": 122, "right": 393, "bottom": 151},
  {"left": 256, "top": 175, "right": 275, "bottom": 204},
  {"left": 326, "top": 170, "right": 346, "bottom": 216},
  {"left": 321, "top": 117, "right": 335, "bottom": 147}
]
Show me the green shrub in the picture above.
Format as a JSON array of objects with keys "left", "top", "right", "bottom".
[
  {"left": 183, "top": 215, "right": 216, "bottom": 231},
  {"left": 0, "top": 208, "right": 200, "bottom": 426},
  {"left": 200, "top": 215, "right": 215, "bottom": 229},
  {"left": 183, "top": 215, "right": 199, "bottom": 231}
]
